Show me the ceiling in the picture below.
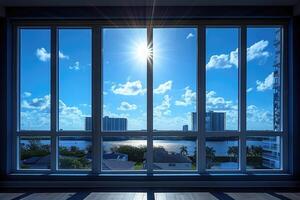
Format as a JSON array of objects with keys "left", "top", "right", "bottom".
[{"left": 0, "top": 0, "right": 299, "bottom": 7}]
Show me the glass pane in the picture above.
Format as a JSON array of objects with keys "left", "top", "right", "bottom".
[
  {"left": 246, "top": 136, "right": 281, "bottom": 169},
  {"left": 206, "top": 137, "right": 239, "bottom": 170},
  {"left": 102, "top": 136, "right": 147, "bottom": 171},
  {"left": 19, "top": 136, "right": 51, "bottom": 169},
  {"left": 58, "top": 136, "right": 92, "bottom": 169},
  {"left": 153, "top": 137, "right": 197, "bottom": 170},
  {"left": 20, "top": 29, "right": 51, "bottom": 130},
  {"left": 102, "top": 28, "right": 147, "bottom": 131},
  {"left": 206, "top": 28, "right": 239, "bottom": 131},
  {"left": 58, "top": 29, "right": 92, "bottom": 131},
  {"left": 153, "top": 28, "right": 197, "bottom": 131},
  {"left": 247, "top": 27, "right": 282, "bottom": 131}
]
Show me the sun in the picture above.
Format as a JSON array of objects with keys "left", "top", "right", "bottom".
[{"left": 133, "top": 41, "right": 152, "bottom": 63}]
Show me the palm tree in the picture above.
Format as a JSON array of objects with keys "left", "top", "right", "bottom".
[
  {"left": 180, "top": 146, "right": 188, "bottom": 156},
  {"left": 206, "top": 146, "right": 216, "bottom": 169},
  {"left": 227, "top": 146, "right": 238, "bottom": 162}
]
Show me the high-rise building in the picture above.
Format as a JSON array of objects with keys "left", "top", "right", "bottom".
[
  {"left": 103, "top": 116, "right": 127, "bottom": 131},
  {"left": 262, "top": 136, "right": 281, "bottom": 169},
  {"left": 205, "top": 111, "right": 225, "bottom": 131},
  {"left": 273, "top": 28, "right": 281, "bottom": 131},
  {"left": 85, "top": 117, "right": 92, "bottom": 131},
  {"left": 85, "top": 116, "right": 127, "bottom": 131},
  {"left": 262, "top": 29, "right": 282, "bottom": 169},
  {"left": 191, "top": 112, "right": 197, "bottom": 131},
  {"left": 191, "top": 111, "right": 226, "bottom": 131},
  {"left": 182, "top": 125, "right": 188, "bottom": 131}
]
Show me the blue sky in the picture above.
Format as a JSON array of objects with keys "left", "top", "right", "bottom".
[{"left": 20, "top": 27, "right": 280, "bottom": 131}]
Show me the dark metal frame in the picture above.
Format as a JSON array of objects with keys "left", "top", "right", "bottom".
[{"left": 8, "top": 18, "right": 289, "bottom": 177}]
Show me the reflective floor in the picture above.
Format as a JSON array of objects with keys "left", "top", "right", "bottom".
[{"left": 0, "top": 192, "right": 300, "bottom": 200}]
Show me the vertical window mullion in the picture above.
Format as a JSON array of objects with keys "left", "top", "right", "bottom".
[
  {"left": 147, "top": 24, "right": 153, "bottom": 174},
  {"left": 239, "top": 25, "right": 247, "bottom": 173},
  {"left": 13, "top": 26, "right": 19, "bottom": 171},
  {"left": 92, "top": 26, "right": 101, "bottom": 174},
  {"left": 282, "top": 26, "right": 288, "bottom": 172},
  {"left": 198, "top": 25, "right": 206, "bottom": 173},
  {"left": 50, "top": 26, "right": 58, "bottom": 172}
]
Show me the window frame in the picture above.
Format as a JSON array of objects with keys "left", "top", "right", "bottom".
[{"left": 12, "top": 19, "right": 289, "bottom": 175}]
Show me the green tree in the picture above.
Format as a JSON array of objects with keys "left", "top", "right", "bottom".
[
  {"left": 206, "top": 146, "right": 216, "bottom": 169},
  {"left": 114, "top": 145, "right": 147, "bottom": 163},
  {"left": 180, "top": 146, "right": 188, "bottom": 156},
  {"left": 227, "top": 146, "right": 238, "bottom": 162}
]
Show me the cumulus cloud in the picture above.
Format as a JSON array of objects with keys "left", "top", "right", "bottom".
[
  {"left": 186, "top": 33, "right": 195, "bottom": 39},
  {"left": 117, "top": 101, "right": 137, "bottom": 111},
  {"left": 206, "top": 91, "right": 233, "bottom": 109},
  {"left": 154, "top": 95, "right": 171, "bottom": 118},
  {"left": 21, "top": 95, "right": 51, "bottom": 130},
  {"left": 69, "top": 61, "right": 80, "bottom": 70},
  {"left": 154, "top": 80, "right": 172, "bottom": 94},
  {"left": 21, "top": 94, "right": 87, "bottom": 130},
  {"left": 111, "top": 80, "right": 146, "bottom": 96},
  {"left": 256, "top": 72, "right": 274, "bottom": 91},
  {"left": 23, "top": 92, "right": 32, "bottom": 97},
  {"left": 175, "top": 87, "right": 196, "bottom": 106},
  {"left": 206, "top": 53, "right": 234, "bottom": 70},
  {"left": 206, "top": 40, "right": 269, "bottom": 70},
  {"left": 22, "top": 95, "right": 51, "bottom": 111},
  {"left": 59, "top": 51, "right": 69, "bottom": 60},
  {"left": 247, "top": 40, "right": 270, "bottom": 61},
  {"left": 36, "top": 48, "right": 50, "bottom": 62},
  {"left": 247, "top": 104, "right": 273, "bottom": 129}
]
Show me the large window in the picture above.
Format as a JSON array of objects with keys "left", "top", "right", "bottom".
[{"left": 15, "top": 23, "right": 286, "bottom": 174}]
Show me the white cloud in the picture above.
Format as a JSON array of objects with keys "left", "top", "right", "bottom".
[
  {"left": 154, "top": 95, "right": 171, "bottom": 118},
  {"left": 111, "top": 80, "right": 146, "bottom": 96},
  {"left": 21, "top": 95, "right": 51, "bottom": 130},
  {"left": 247, "top": 104, "right": 273, "bottom": 129},
  {"left": 256, "top": 72, "right": 274, "bottom": 91},
  {"left": 36, "top": 48, "right": 50, "bottom": 62},
  {"left": 186, "top": 33, "right": 194, "bottom": 39},
  {"left": 117, "top": 102, "right": 137, "bottom": 111},
  {"left": 23, "top": 92, "right": 32, "bottom": 97},
  {"left": 205, "top": 90, "right": 273, "bottom": 130},
  {"left": 21, "top": 94, "right": 87, "bottom": 130},
  {"left": 36, "top": 48, "right": 69, "bottom": 62},
  {"left": 154, "top": 80, "right": 172, "bottom": 94},
  {"left": 247, "top": 88, "right": 253, "bottom": 93},
  {"left": 247, "top": 40, "right": 269, "bottom": 61},
  {"left": 59, "top": 51, "right": 69, "bottom": 59},
  {"left": 206, "top": 91, "right": 233, "bottom": 108},
  {"left": 22, "top": 95, "right": 51, "bottom": 111},
  {"left": 175, "top": 87, "right": 196, "bottom": 106},
  {"left": 206, "top": 40, "right": 270, "bottom": 70},
  {"left": 69, "top": 61, "right": 80, "bottom": 70},
  {"left": 206, "top": 53, "right": 233, "bottom": 70}
]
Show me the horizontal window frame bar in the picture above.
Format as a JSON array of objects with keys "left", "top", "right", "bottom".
[
  {"left": 16, "top": 131, "right": 284, "bottom": 137},
  {"left": 100, "top": 170, "right": 147, "bottom": 174},
  {"left": 100, "top": 132, "right": 148, "bottom": 136},
  {"left": 17, "top": 131, "right": 92, "bottom": 136},
  {"left": 11, "top": 19, "right": 289, "bottom": 27}
]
